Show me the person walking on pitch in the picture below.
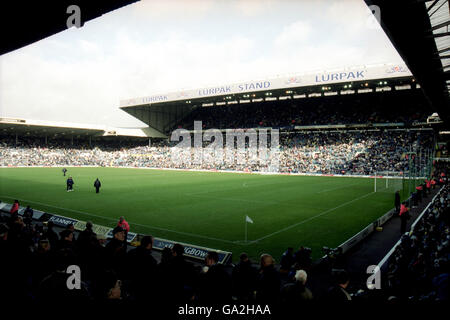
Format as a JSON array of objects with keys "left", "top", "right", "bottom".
[
  {"left": 66, "top": 177, "right": 74, "bottom": 192},
  {"left": 94, "top": 178, "right": 101, "bottom": 193}
]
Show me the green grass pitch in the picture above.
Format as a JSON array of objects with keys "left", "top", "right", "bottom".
[{"left": 0, "top": 167, "right": 404, "bottom": 262}]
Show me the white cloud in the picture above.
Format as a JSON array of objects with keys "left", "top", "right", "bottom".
[
  {"left": 0, "top": 0, "right": 404, "bottom": 127},
  {"left": 232, "top": 0, "right": 275, "bottom": 16},
  {"left": 128, "top": 0, "right": 215, "bottom": 20},
  {"left": 274, "top": 20, "right": 312, "bottom": 48}
]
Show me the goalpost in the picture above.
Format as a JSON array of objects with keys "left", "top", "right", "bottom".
[{"left": 374, "top": 171, "right": 405, "bottom": 194}]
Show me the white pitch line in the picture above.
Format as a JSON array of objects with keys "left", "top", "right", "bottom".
[
  {"left": 245, "top": 191, "right": 376, "bottom": 244},
  {"left": 317, "top": 181, "right": 364, "bottom": 194},
  {"left": 188, "top": 193, "right": 279, "bottom": 205},
  {"left": 0, "top": 195, "right": 236, "bottom": 244}
]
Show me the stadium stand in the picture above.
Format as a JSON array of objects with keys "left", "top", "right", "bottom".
[
  {"left": 175, "top": 90, "right": 429, "bottom": 131},
  {"left": 384, "top": 184, "right": 449, "bottom": 301},
  {"left": 0, "top": 129, "right": 434, "bottom": 175}
]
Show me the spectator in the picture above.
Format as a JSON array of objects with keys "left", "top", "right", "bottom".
[
  {"left": 199, "top": 251, "right": 232, "bottom": 303},
  {"left": 105, "top": 226, "right": 128, "bottom": 277},
  {"left": 386, "top": 184, "right": 449, "bottom": 301},
  {"left": 38, "top": 249, "right": 89, "bottom": 302},
  {"left": 57, "top": 229, "right": 75, "bottom": 252},
  {"left": 232, "top": 252, "right": 258, "bottom": 301},
  {"left": 395, "top": 191, "right": 401, "bottom": 214},
  {"left": 31, "top": 239, "right": 55, "bottom": 292},
  {"left": 256, "top": 254, "right": 281, "bottom": 304},
  {"left": 157, "top": 247, "right": 175, "bottom": 302},
  {"left": 280, "top": 247, "right": 295, "bottom": 273},
  {"left": 125, "top": 235, "right": 157, "bottom": 301},
  {"left": 294, "top": 246, "right": 312, "bottom": 271},
  {"left": 10, "top": 200, "right": 19, "bottom": 214},
  {"left": 117, "top": 216, "right": 130, "bottom": 235},
  {"left": 168, "top": 243, "right": 198, "bottom": 303},
  {"left": 23, "top": 205, "right": 33, "bottom": 226},
  {"left": 280, "top": 269, "right": 313, "bottom": 304},
  {"left": 76, "top": 221, "right": 97, "bottom": 249},
  {"left": 399, "top": 202, "right": 411, "bottom": 234},
  {"left": 326, "top": 270, "right": 352, "bottom": 301},
  {"left": 43, "top": 221, "right": 59, "bottom": 249},
  {"left": 92, "top": 270, "right": 122, "bottom": 301},
  {"left": 66, "top": 223, "right": 77, "bottom": 241}
]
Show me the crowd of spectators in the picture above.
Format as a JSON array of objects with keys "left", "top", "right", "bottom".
[
  {"left": 385, "top": 184, "right": 449, "bottom": 301},
  {"left": 176, "top": 90, "right": 429, "bottom": 130},
  {"left": 279, "top": 130, "right": 433, "bottom": 175},
  {"left": 0, "top": 211, "right": 347, "bottom": 304},
  {"left": 0, "top": 129, "right": 433, "bottom": 175}
]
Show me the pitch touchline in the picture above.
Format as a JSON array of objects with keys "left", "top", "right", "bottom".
[
  {"left": 0, "top": 195, "right": 235, "bottom": 245},
  {"left": 245, "top": 191, "right": 376, "bottom": 244}
]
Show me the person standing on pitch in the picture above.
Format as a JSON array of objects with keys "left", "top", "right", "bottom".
[
  {"left": 62, "top": 168, "right": 67, "bottom": 176},
  {"left": 66, "top": 176, "right": 74, "bottom": 192},
  {"left": 94, "top": 178, "right": 101, "bottom": 193}
]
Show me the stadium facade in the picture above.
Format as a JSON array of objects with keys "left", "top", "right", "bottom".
[{"left": 119, "top": 63, "right": 420, "bottom": 137}]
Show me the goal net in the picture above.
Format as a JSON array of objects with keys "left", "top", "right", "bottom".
[{"left": 374, "top": 171, "right": 405, "bottom": 194}]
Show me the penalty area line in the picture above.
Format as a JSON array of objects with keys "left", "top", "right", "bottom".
[{"left": 0, "top": 195, "right": 236, "bottom": 245}]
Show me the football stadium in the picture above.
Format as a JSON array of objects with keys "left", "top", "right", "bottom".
[{"left": 0, "top": 0, "right": 449, "bottom": 310}]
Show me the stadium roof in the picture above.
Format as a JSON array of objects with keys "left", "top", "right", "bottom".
[
  {"left": 426, "top": 0, "right": 450, "bottom": 96},
  {"left": 120, "top": 64, "right": 417, "bottom": 136},
  {"left": 120, "top": 63, "right": 413, "bottom": 108},
  {"left": 0, "top": 0, "right": 139, "bottom": 56},
  {"left": 364, "top": 0, "right": 450, "bottom": 125},
  {"left": 0, "top": 117, "right": 159, "bottom": 139}
]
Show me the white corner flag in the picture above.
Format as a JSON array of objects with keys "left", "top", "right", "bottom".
[{"left": 245, "top": 215, "right": 253, "bottom": 243}]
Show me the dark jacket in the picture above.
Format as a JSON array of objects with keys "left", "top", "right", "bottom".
[
  {"left": 125, "top": 246, "right": 158, "bottom": 300},
  {"left": 94, "top": 179, "right": 101, "bottom": 188},
  {"left": 232, "top": 260, "right": 258, "bottom": 300},
  {"left": 326, "top": 285, "right": 352, "bottom": 301},
  {"left": 280, "top": 250, "right": 295, "bottom": 271},
  {"left": 395, "top": 192, "right": 401, "bottom": 207},
  {"left": 280, "top": 282, "right": 313, "bottom": 303},
  {"left": 43, "top": 227, "right": 59, "bottom": 249},
  {"left": 105, "top": 237, "right": 128, "bottom": 276},
  {"left": 199, "top": 263, "right": 232, "bottom": 303},
  {"left": 167, "top": 256, "right": 198, "bottom": 302},
  {"left": 256, "top": 265, "right": 281, "bottom": 304},
  {"left": 38, "top": 270, "right": 89, "bottom": 303},
  {"left": 76, "top": 228, "right": 97, "bottom": 249},
  {"left": 23, "top": 207, "right": 33, "bottom": 223}
]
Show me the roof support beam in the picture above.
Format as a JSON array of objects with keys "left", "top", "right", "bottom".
[
  {"left": 429, "top": 19, "right": 450, "bottom": 31},
  {"left": 427, "top": 31, "right": 450, "bottom": 38},
  {"left": 436, "top": 47, "right": 450, "bottom": 54},
  {"left": 429, "top": 0, "right": 448, "bottom": 18},
  {"left": 426, "top": 0, "right": 441, "bottom": 13}
]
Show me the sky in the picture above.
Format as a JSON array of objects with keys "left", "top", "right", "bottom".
[{"left": 0, "top": 0, "right": 405, "bottom": 128}]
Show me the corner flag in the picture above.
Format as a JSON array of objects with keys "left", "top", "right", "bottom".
[{"left": 245, "top": 215, "right": 253, "bottom": 243}]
